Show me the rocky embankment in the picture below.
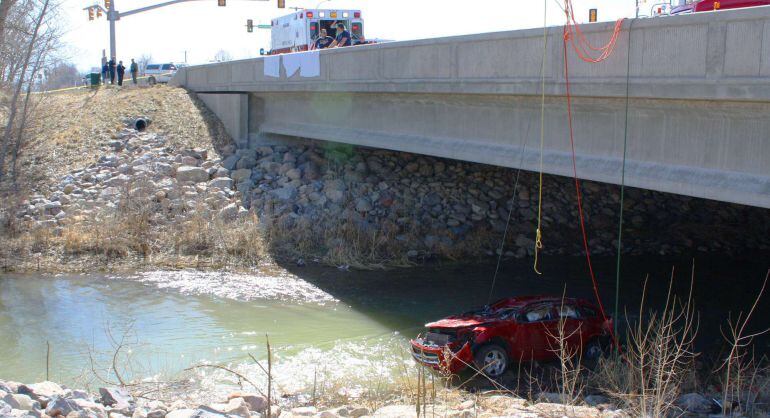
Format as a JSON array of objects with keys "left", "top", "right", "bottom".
[
  {"left": 0, "top": 379, "right": 617, "bottom": 418},
  {"left": 4, "top": 121, "right": 769, "bottom": 269},
  {"left": 1, "top": 379, "right": 739, "bottom": 418}
]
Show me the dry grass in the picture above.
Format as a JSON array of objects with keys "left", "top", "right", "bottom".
[{"left": 0, "top": 180, "right": 272, "bottom": 272}]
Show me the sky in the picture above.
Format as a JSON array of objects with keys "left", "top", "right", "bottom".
[{"left": 59, "top": 0, "right": 648, "bottom": 72}]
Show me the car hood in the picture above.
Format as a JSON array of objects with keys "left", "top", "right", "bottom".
[{"left": 426, "top": 316, "right": 494, "bottom": 329}]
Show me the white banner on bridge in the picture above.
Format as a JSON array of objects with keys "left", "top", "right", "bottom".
[{"left": 264, "top": 55, "right": 280, "bottom": 78}]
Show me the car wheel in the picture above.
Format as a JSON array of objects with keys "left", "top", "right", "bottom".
[
  {"left": 148, "top": 76, "right": 156, "bottom": 86},
  {"left": 474, "top": 344, "right": 508, "bottom": 378},
  {"left": 583, "top": 338, "right": 608, "bottom": 369}
]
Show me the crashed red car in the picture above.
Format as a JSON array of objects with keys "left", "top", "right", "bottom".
[{"left": 410, "top": 296, "right": 612, "bottom": 378}]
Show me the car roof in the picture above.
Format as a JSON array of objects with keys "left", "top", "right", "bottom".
[{"left": 491, "top": 295, "right": 592, "bottom": 310}]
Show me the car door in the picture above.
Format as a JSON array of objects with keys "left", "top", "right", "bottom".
[
  {"left": 511, "top": 303, "right": 558, "bottom": 362},
  {"left": 555, "top": 303, "right": 585, "bottom": 352}
]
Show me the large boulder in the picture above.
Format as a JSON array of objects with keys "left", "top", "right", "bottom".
[
  {"left": 675, "top": 393, "right": 715, "bottom": 414},
  {"left": 45, "top": 396, "right": 82, "bottom": 417},
  {"left": 226, "top": 394, "right": 266, "bottom": 413},
  {"left": 235, "top": 157, "right": 257, "bottom": 170},
  {"left": 208, "top": 178, "right": 233, "bottom": 190},
  {"left": 164, "top": 409, "right": 197, "bottom": 418},
  {"left": 208, "top": 398, "right": 249, "bottom": 417},
  {"left": 19, "top": 382, "right": 65, "bottom": 406},
  {"left": 0, "top": 400, "right": 12, "bottom": 416},
  {"left": 218, "top": 203, "right": 239, "bottom": 220},
  {"left": 189, "top": 406, "right": 229, "bottom": 418},
  {"left": 230, "top": 169, "right": 251, "bottom": 183},
  {"left": 9, "top": 394, "right": 39, "bottom": 411},
  {"left": 175, "top": 166, "right": 209, "bottom": 184},
  {"left": 221, "top": 155, "right": 240, "bottom": 171},
  {"left": 98, "top": 387, "right": 132, "bottom": 409},
  {"left": 355, "top": 198, "right": 372, "bottom": 213},
  {"left": 269, "top": 186, "right": 297, "bottom": 202}
]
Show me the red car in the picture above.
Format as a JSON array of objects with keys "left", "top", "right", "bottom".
[
  {"left": 410, "top": 296, "right": 612, "bottom": 378},
  {"left": 671, "top": 0, "right": 770, "bottom": 14}
]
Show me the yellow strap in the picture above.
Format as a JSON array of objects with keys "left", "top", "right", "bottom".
[{"left": 533, "top": 0, "right": 548, "bottom": 275}]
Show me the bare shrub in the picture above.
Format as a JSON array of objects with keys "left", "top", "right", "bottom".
[
  {"left": 717, "top": 270, "right": 770, "bottom": 416},
  {"left": 593, "top": 268, "right": 698, "bottom": 416}
]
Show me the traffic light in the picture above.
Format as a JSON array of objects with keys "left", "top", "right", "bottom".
[
  {"left": 104, "top": 0, "right": 110, "bottom": 10},
  {"left": 589, "top": 8, "right": 597, "bottom": 22},
  {"left": 277, "top": 0, "right": 285, "bottom": 8},
  {"left": 88, "top": 7, "right": 94, "bottom": 20},
  {"left": 97, "top": 7, "right": 102, "bottom": 17},
  {"left": 247, "top": 19, "right": 253, "bottom": 32},
  {"left": 218, "top": 0, "right": 226, "bottom": 6}
]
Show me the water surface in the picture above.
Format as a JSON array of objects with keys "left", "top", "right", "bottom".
[{"left": 1, "top": 254, "right": 767, "bottom": 397}]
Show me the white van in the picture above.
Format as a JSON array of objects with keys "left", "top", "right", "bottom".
[{"left": 145, "top": 63, "right": 178, "bottom": 85}]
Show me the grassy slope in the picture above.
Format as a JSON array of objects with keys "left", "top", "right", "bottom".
[{"left": 18, "top": 85, "right": 231, "bottom": 190}]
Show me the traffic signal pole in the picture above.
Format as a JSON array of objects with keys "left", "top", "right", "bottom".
[
  {"left": 99, "top": 0, "right": 269, "bottom": 62},
  {"left": 109, "top": 0, "right": 116, "bottom": 60}
]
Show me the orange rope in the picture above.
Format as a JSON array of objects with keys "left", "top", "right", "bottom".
[
  {"left": 560, "top": 0, "right": 625, "bottom": 350},
  {"left": 563, "top": 0, "right": 625, "bottom": 63}
]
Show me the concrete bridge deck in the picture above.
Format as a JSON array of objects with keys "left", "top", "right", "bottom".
[{"left": 172, "top": 6, "right": 770, "bottom": 208}]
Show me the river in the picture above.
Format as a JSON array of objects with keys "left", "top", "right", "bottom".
[{"left": 1, "top": 254, "right": 768, "bottom": 399}]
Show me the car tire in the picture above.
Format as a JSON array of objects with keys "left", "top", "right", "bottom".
[
  {"left": 474, "top": 344, "right": 508, "bottom": 378},
  {"left": 583, "top": 337, "right": 609, "bottom": 369},
  {"left": 148, "top": 76, "right": 156, "bottom": 86}
]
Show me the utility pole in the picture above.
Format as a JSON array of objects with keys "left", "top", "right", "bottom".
[
  {"left": 108, "top": 0, "right": 117, "bottom": 60},
  {"left": 635, "top": 0, "right": 640, "bottom": 18}
]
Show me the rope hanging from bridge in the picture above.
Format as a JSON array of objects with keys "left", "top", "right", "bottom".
[
  {"left": 533, "top": 0, "right": 549, "bottom": 275},
  {"left": 559, "top": 0, "right": 627, "bottom": 350},
  {"left": 563, "top": 0, "right": 625, "bottom": 63},
  {"left": 615, "top": 18, "right": 635, "bottom": 341}
]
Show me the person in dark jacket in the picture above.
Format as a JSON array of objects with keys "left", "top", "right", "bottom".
[
  {"left": 101, "top": 63, "right": 109, "bottom": 85},
  {"left": 329, "top": 22, "right": 351, "bottom": 48},
  {"left": 312, "top": 29, "right": 334, "bottom": 49},
  {"left": 129, "top": 59, "right": 139, "bottom": 84},
  {"left": 108, "top": 58, "right": 116, "bottom": 84},
  {"left": 117, "top": 61, "right": 126, "bottom": 86}
]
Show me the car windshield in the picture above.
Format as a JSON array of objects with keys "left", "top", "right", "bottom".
[{"left": 462, "top": 304, "right": 518, "bottom": 318}]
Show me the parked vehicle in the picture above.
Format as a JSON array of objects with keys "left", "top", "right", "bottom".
[
  {"left": 670, "top": 0, "right": 770, "bottom": 14},
  {"left": 145, "top": 63, "right": 178, "bottom": 85},
  {"left": 410, "top": 296, "right": 612, "bottom": 378}
]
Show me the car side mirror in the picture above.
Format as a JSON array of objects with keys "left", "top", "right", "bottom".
[{"left": 259, "top": 48, "right": 265, "bottom": 56}]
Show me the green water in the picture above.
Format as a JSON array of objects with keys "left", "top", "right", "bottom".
[{"left": 1, "top": 254, "right": 768, "bottom": 397}]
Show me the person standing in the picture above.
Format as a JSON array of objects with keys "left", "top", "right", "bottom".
[
  {"left": 101, "top": 62, "right": 109, "bottom": 85},
  {"left": 108, "top": 58, "right": 116, "bottom": 84},
  {"left": 117, "top": 61, "right": 126, "bottom": 86},
  {"left": 329, "top": 22, "right": 351, "bottom": 48},
  {"left": 312, "top": 29, "right": 334, "bottom": 50},
  {"left": 129, "top": 59, "right": 139, "bottom": 85}
]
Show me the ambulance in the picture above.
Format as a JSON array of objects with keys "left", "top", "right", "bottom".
[{"left": 269, "top": 9, "right": 365, "bottom": 54}]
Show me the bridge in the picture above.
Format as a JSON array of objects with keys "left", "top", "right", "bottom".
[{"left": 171, "top": 6, "right": 770, "bottom": 209}]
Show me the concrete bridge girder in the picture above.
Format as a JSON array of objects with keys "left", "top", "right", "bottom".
[{"left": 178, "top": 6, "right": 770, "bottom": 208}]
